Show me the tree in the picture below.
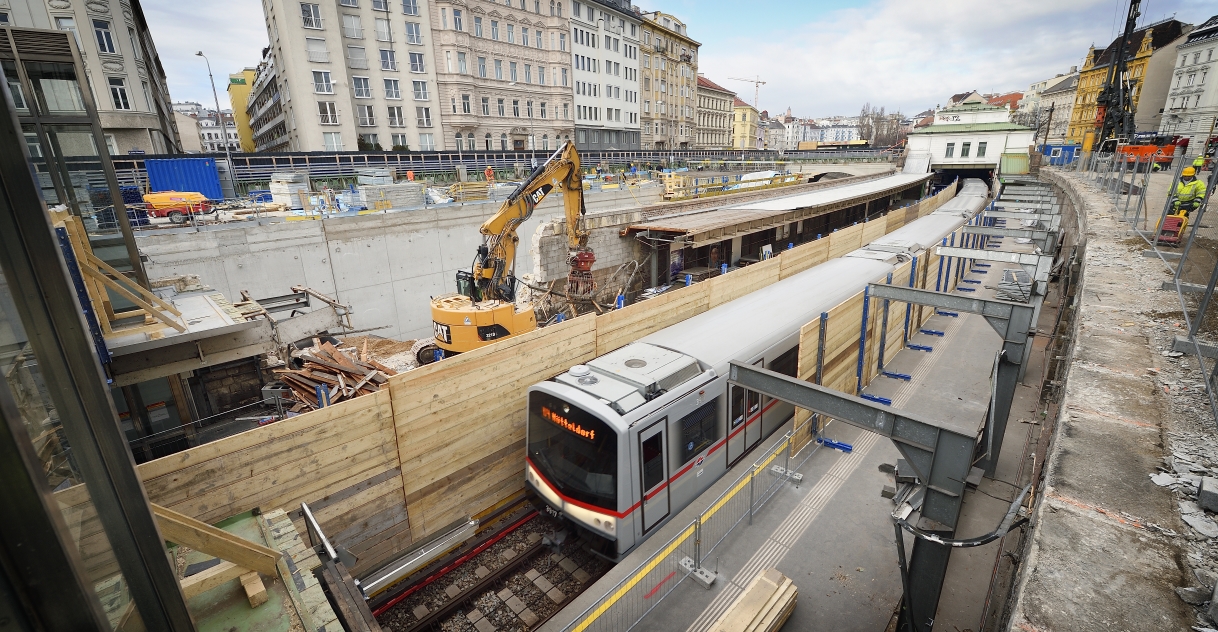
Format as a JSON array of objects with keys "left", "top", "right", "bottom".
[{"left": 859, "top": 103, "right": 907, "bottom": 148}]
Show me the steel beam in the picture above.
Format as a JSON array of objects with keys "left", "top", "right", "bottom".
[
  {"left": 962, "top": 226, "right": 1050, "bottom": 240},
  {"left": 934, "top": 246, "right": 1055, "bottom": 287},
  {"left": 728, "top": 363, "right": 975, "bottom": 530},
  {"left": 866, "top": 284, "right": 1035, "bottom": 476}
]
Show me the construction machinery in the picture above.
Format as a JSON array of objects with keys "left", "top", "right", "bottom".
[{"left": 418, "top": 141, "right": 594, "bottom": 364}]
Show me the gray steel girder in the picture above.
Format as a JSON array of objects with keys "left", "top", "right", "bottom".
[
  {"left": 727, "top": 363, "right": 975, "bottom": 530},
  {"left": 866, "top": 284, "right": 1036, "bottom": 476}
]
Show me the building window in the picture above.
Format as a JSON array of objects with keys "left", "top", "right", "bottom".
[
  {"left": 563, "top": 103, "right": 569, "bottom": 119},
  {"left": 313, "top": 70, "right": 334, "bottom": 93},
  {"left": 392, "top": 133, "right": 409, "bottom": 150},
  {"left": 324, "top": 132, "right": 343, "bottom": 150},
  {"left": 359, "top": 133, "right": 380, "bottom": 149},
  {"left": 128, "top": 27, "right": 141, "bottom": 60},
  {"left": 522, "top": 28, "right": 529, "bottom": 47},
  {"left": 960, "top": 142, "right": 970, "bottom": 158},
  {"left": 562, "top": 68, "right": 568, "bottom": 86},
  {"left": 526, "top": 100, "right": 533, "bottom": 117},
  {"left": 500, "top": 133, "right": 508, "bottom": 150},
  {"left": 405, "top": 22, "right": 422, "bottom": 44},
  {"left": 977, "top": 142, "right": 987, "bottom": 158},
  {"left": 108, "top": 77, "right": 131, "bottom": 109},
  {"left": 409, "top": 52, "right": 425, "bottom": 72},
  {"left": 453, "top": 9, "right": 463, "bottom": 31},
  {"left": 318, "top": 101, "right": 339, "bottom": 124},
  {"left": 467, "top": 133, "right": 476, "bottom": 150},
  {"left": 510, "top": 61, "right": 518, "bottom": 82},
  {"left": 441, "top": 8, "right": 447, "bottom": 29},
  {"left": 481, "top": 97, "right": 490, "bottom": 115},
  {"left": 507, "top": 24, "right": 514, "bottom": 44},
  {"left": 491, "top": 20, "right": 499, "bottom": 40},
  {"left": 55, "top": 17, "right": 80, "bottom": 47},
  {"left": 388, "top": 105, "right": 405, "bottom": 126},
  {"left": 560, "top": 33, "right": 567, "bottom": 51},
  {"left": 462, "top": 94, "right": 471, "bottom": 114},
  {"left": 375, "top": 18, "right": 392, "bottom": 41},
  {"left": 352, "top": 76, "right": 371, "bottom": 97},
  {"left": 402, "top": 0, "right": 419, "bottom": 16},
  {"left": 416, "top": 106, "right": 432, "bottom": 127},
  {"left": 539, "top": 67, "right": 546, "bottom": 85},
  {"left": 372, "top": 0, "right": 388, "bottom": 10},
  {"left": 357, "top": 104, "right": 375, "bottom": 126},
  {"left": 419, "top": 133, "right": 435, "bottom": 150},
  {"left": 485, "top": 133, "right": 492, "bottom": 150},
  {"left": 513, "top": 99, "right": 520, "bottom": 117},
  {"left": 524, "top": 64, "right": 532, "bottom": 83},
  {"left": 945, "top": 142, "right": 954, "bottom": 158},
  {"left": 542, "top": 133, "right": 549, "bottom": 150},
  {"left": 342, "top": 14, "right": 363, "bottom": 38},
  {"left": 306, "top": 37, "right": 330, "bottom": 62},
  {"left": 478, "top": 57, "right": 487, "bottom": 78},
  {"left": 381, "top": 49, "right": 398, "bottom": 70},
  {"left": 497, "top": 98, "right": 505, "bottom": 115},
  {"left": 495, "top": 59, "right": 503, "bottom": 80},
  {"left": 385, "top": 78, "right": 401, "bottom": 99},
  {"left": 475, "top": 17, "right": 483, "bottom": 37},
  {"left": 412, "top": 80, "right": 428, "bottom": 99},
  {"left": 347, "top": 45, "right": 368, "bottom": 68},
  {"left": 458, "top": 52, "right": 468, "bottom": 74},
  {"left": 93, "top": 20, "right": 116, "bottom": 53},
  {"left": 340, "top": 0, "right": 356, "bottom": 6},
  {"left": 540, "top": 102, "right": 547, "bottom": 118}
]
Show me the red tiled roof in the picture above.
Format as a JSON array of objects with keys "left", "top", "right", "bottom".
[
  {"left": 733, "top": 97, "right": 752, "bottom": 108},
  {"left": 697, "top": 75, "right": 733, "bottom": 93}
]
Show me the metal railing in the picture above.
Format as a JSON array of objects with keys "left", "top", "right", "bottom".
[
  {"left": 561, "top": 430, "right": 803, "bottom": 632},
  {"left": 1066, "top": 150, "right": 1218, "bottom": 427}
]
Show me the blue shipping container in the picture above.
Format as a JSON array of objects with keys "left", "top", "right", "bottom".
[
  {"left": 145, "top": 157, "right": 223, "bottom": 200},
  {"left": 1039, "top": 144, "right": 1080, "bottom": 166}
]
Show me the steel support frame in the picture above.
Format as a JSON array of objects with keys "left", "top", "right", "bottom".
[
  {"left": 865, "top": 284, "right": 1036, "bottom": 477},
  {"left": 935, "top": 246, "right": 1055, "bottom": 289},
  {"left": 961, "top": 225, "right": 1057, "bottom": 253}
]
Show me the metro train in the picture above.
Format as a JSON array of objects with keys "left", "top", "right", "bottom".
[{"left": 525, "top": 179, "right": 993, "bottom": 561}]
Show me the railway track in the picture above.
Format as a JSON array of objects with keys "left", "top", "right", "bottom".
[{"left": 374, "top": 505, "right": 610, "bottom": 632}]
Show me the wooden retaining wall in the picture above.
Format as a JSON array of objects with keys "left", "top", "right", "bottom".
[{"left": 63, "top": 183, "right": 961, "bottom": 581}]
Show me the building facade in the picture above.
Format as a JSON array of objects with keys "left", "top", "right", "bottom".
[
  {"left": 1159, "top": 15, "right": 1216, "bottom": 148},
  {"left": 762, "top": 118, "right": 784, "bottom": 151},
  {"left": 639, "top": 11, "right": 698, "bottom": 150},
  {"left": 173, "top": 112, "right": 203, "bottom": 152},
  {"left": 198, "top": 110, "right": 241, "bottom": 153},
  {"left": 1038, "top": 73, "right": 1078, "bottom": 143},
  {"left": 731, "top": 97, "right": 758, "bottom": 150},
  {"left": 428, "top": 0, "right": 577, "bottom": 153},
  {"left": 1, "top": 0, "right": 180, "bottom": 154},
  {"left": 246, "top": 50, "right": 290, "bottom": 152},
  {"left": 568, "top": 0, "right": 639, "bottom": 150},
  {"left": 1067, "top": 19, "right": 1188, "bottom": 146},
  {"left": 906, "top": 102, "right": 1034, "bottom": 173},
  {"left": 259, "top": 0, "right": 444, "bottom": 152},
  {"left": 227, "top": 68, "right": 257, "bottom": 152},
  {"left": 694, "top": 74, "right": 733, "bottom": 149}
]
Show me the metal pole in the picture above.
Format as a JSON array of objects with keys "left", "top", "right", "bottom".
[
  {"left": 1154, "top": 151, "right": 1188, "bottom": 249},
  {"left": 748, "top": 467, "right": 755, "bottom": 525},
  {"left": 1122, "top": 156, "right": 1140, "bottom": 218},
  {"left": 197, "top": 52, "right": 238, "bottom": 199},
  {"left": 1133, "top": 160, "right": 1151, "bottom": 228},
  {"left": 1189, "top": 255, "right": 1218, "bottom": 339}
]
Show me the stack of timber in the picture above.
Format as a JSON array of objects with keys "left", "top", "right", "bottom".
[
  {"left": 274, "top": 340, "right": 397, "bottom": 411},
  {"left": 270, "top": 172, "right": 310, "bottom": 209},
  {"left": 357, "top": 169, "right": 394, "bottom": 186},
  {"left": 710, "top": 569, "right": 797, "bottom": 632},
  {"left": 358, "top": 182, "right": 425, "bottom": 209},
  {"left": 448, "top": 181, "right": 491, "bottom": 202}
]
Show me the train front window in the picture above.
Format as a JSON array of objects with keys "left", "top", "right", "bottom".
[{"left": 528, "top": 393, "right": 617, "bottom": 511}]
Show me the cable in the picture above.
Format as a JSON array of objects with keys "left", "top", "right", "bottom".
[{"left": 894, "top": 483, "right": 1031, "bottom": 548}]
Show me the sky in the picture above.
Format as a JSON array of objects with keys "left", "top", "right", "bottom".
[{"left": 148, "top": 0, "right": 1216, "bottom": 117}]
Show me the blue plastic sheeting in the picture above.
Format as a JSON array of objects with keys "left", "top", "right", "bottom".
[{"left": 145, "top": 157, "right": 222, "bottom": 200}]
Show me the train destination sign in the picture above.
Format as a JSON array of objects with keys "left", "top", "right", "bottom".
[{"left": 542, "top": 405, "right": 596, "bottom": 441}]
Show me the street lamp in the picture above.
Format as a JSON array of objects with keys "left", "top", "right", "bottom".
[{"left": 196, "top": 51, "right": 238, "bottom": 199}]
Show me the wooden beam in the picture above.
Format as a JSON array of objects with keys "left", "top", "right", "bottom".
[
  {"left": 180, "top": 560, "right": 246, "bottom": 600},
  {"left": 240, "top": 571, "right": 268, "bottom": 608},
  {"left": 83, "top": 251, "right": 183, "bottom": 317},
  {"left": 82, "top": 266, "right": 186, "bottom": 333},
  {"left": 152, "top": 503, "right": 280, "bottom": 575}
]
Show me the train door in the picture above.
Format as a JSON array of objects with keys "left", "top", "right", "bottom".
[
  {"left": 726, "top": 360, "right": 763, "bottom": 467},
  {"left": 639, "top": 419, "right": 669, "bottom": 533},
  {"left": 743, "top": 359, "right": 763, "bottom": 452}
]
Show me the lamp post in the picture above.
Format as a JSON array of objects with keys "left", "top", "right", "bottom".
[{"left": 196, "top": 51, "right": 238, "bottom": 199}]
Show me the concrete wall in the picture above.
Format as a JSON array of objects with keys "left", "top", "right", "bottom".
[{"left": 137, "top": 186, "right": 662, "bottom": 342}]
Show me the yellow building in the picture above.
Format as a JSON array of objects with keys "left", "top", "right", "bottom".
[
  {"left": 1066, "top": 20, "right": 1186, "bottom": 146},
  {"left": 732, "top": 98, "right": 759, "bottom": 150},
  {"left": 227, "top": 69, "right": 256, "bottom": 153}
]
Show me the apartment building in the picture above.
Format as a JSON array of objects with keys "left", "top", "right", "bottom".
[
  {"left": 1159, "top": 15, "right": 1216, "bottom": 148},
  {"left": 259, "top": 0, "right": 444, "bottom": 151},
  {"left": 638, "top": 11, "right": 698, "bottom": 150},
  {"left": 1, "top": 0, "right": 180, "bottom": 154},
  {"left": 228, "top": 68, "right": 257, "bottom": 151},
  {"left": 732, "top": 97, "right": 759, "bottom": 150},
  {"left": 695, "top": 74, "right": 733, "bottom": 149},
  {"left": 569, "top": 0, "right": 640, "bottom": 150},
  {"left": 429, "top": 0, "right": 575, "bottom": 152},
  {"left": 199, "top": 111, "right": 241, "bottom": 153}
]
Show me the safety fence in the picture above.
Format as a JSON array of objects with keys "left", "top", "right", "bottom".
[
  {"left": 560, "top": 432, "right": 796, "bottom": 632},
  {"left": 1063, "top": 150, "right": 1218, "bottom": 426}
]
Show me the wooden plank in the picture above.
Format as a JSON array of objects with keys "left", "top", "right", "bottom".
[
  {"left": 83, "top": 251, "right": 182, "bottom": 317},
  {"left": 860, "top": 218, "right": 887, "bottom": 247},
  {"left": 778, "top": 238, "right": 828, "bottom": 279},
  {"left": 828, "top": 224, "right": 863, "bottom": 259},
  {"left": 152, "top": 504, "right": 280, "bottom": 575},
  {"left": 710, "top": 568, "right": 797, "bottom": 632},
  {"left": 240, "top": 571, "right": 268, "bottom": 608},
  {"left": 180, "top": 560, "right": 247, "bottom": 600},
  {"left": 82, "top": 265, "right": 186, "bottom": 333}
]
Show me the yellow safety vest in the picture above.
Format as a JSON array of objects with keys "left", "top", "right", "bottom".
[
  {"left": 1195, "top": 155, "right": 1207, "bottom": 168},
  {"left": 1175, "top": 178, "right": 1207, "bottom": 203}
]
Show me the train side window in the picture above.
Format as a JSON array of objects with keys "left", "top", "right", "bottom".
[
  {"left": 679, "top": 401, "right": 717, "bottom": 463},
  {"left": 769, "top": 346, "right": 798, "bottom": 378},
  {"left": 641, "top": 432, "right": 665, "bottom": 491}
]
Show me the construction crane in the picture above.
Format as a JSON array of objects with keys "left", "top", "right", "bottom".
[
  {"left": 728, "top": 76, "right": 767, "bottom": 109},
  {"left": 1093, "top": 0, "right": 1141, "bottom": 150},
  {"left": 418, "top": 141, "right": 594, "bottom": 364}
]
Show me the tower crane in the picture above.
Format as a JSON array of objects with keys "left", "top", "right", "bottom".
[{"left": 728, "top": 76, "right": 767, "bottom": 109}]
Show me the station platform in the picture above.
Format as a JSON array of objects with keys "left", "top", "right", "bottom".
[{"left": 544, "top": 195, "right": 1060, "bottom": 632}]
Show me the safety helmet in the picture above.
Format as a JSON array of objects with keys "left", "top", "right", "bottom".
[{"left": 1183, "top": 167, "right": 1197, "bottom": 177}]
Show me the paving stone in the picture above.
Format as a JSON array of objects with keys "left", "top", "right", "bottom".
[
  {"left": 520, "top": 608, "right": 539, "bottom": 627},
  {"left": 501, "top": 548, "right": 518, "bottom": 561},
  {"left": 573, "top": 569, "right": 591, "bottom": 583},
  {"left": 467, "top": 609, "right": 484, "bottom": 623},
  {"left": 532, "top": 576, "right": 553, "bottom": 592},
  {"left": 559, "top": 558, "right": 578, "bottom": 573},
  {"left": 413, "top": 604, "right": 429, "bottom": 620},
  {"left": 506, "top": 595, "right": 526, "bottom": 614},
  {"left": 546, "top": 587, "right": 566, "bottom": 603},
  {"left": 525, "top": 569, "right": 540, "bottom": 581},
  {"left": 496, "top": 588, "right": 513, "bottom": 602},
  {"left": 475, "top": 565, "right": 490, "bottom": 579},
  {"left": 474, "top": 616, "right": 497, "bottom": 632},
  {"left": 445, "top": 583, "right": 460, "bottom": 599},
  {"left": 527, "top": 532, "right": 541, "bottom": 544}
]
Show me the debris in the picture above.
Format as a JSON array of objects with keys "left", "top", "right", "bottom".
[
  {"left": 1151, "top": 473, "right": 1177, "bottom": 487},
  {"left": 1181, "top": 513, "right": 1218, "bottom": 538},
  {"left": 1162, "top": 351, "right": 1185, "bottom": 357},
  {"left": 1175, "top": 585, "right": 1210, "bottom": 605},
  {"left": 271, "top": 341, "right": 396, "bottom": 411},
  {"left": 1199, "top": 477, "right": 1218, "bottom": 513}
]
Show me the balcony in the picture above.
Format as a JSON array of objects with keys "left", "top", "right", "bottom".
[
  {"left": 349, "top": 57, "right": 369, "bottom": 69},
  {"left": 307, "top": 50, "right": 330, "bottom": 63},
  {"left": 314, "top": 83, "right": 334, "bottom": 94},
  {"left": 319, "top": 113, "right": 339, "bottom": 125},
  {"left": 342, "top": 26, "right": 364, "bottom": 39}
]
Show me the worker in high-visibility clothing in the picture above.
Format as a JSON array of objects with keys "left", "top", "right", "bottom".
[
  {"left": 1173, "top": 166, "right": 1207, "bottom": 216},
  {"left": 1194, "top": 154, "right": 1209, "bottom": 172}
]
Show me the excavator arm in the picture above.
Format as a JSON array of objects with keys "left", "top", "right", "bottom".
[{"left": 473, "top": 141, "right": 590, "bottom": 300}]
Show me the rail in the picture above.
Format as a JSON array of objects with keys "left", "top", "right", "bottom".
[
  {"left": 559, "top": 429, "right": 807, "bottom": 632},
  {"left": 1066, "top": 151, "right": 1218, "bottom": 427}
]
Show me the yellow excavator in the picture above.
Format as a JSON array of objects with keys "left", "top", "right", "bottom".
[{"left": 417, "top": 141, "right": 594, "bottom": 364}]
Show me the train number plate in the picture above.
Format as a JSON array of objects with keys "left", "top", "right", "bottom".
[
  {"left": 544, "top": 505, "right": 561, "bottom": 519},
  {"left": 433, "top": 321, "right": 452, "bottom": 344}
]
